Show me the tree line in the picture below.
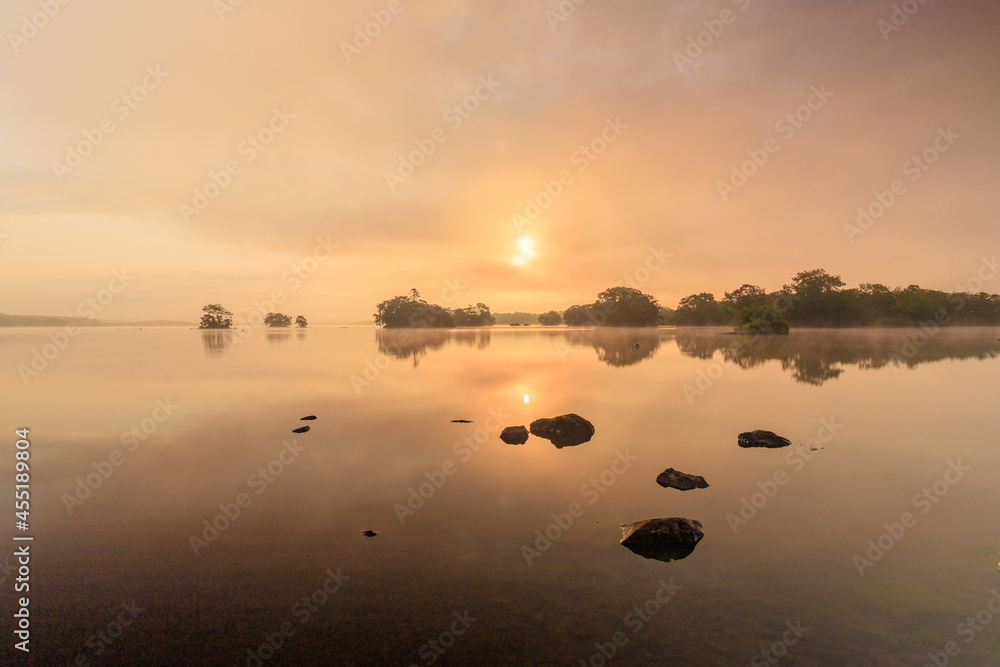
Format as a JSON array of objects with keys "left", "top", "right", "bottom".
[{"left": 670, "top": 269, "right": 1000, "bottom": 328}]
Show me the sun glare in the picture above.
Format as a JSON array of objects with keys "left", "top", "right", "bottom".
[{"left": 514, "top": 236, "right": 536, "bottom": 265}]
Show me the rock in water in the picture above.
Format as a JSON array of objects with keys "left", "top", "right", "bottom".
[
  {"left": 738, "top": 430, "right": 791, "bottom": 448},
  {"left": 361, "top": 530, "right": 378, "bottom": 537},
  {"left": 451, "top": 419, "right": 473, "bottom": 423},
  {"left": 292, "top": 425, "right": 310, "bottom": 434},
  {"left": 499, "top": 425, "right": 529, "bottom": 445},
  {"left": 620, "top": 518, "right": 704, "bottom": 562},
  {"left": 300, "top": 415, "right": 317, "bottom": 421},
  {"left": 656, "top": 468, "right": 709, "bottom": 490},
  {"left": 529, "top": 413, "right": 595, "bottom": 448}
]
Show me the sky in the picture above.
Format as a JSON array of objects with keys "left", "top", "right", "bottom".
[{"left": 1, "top": 0, "right": 998, "bottom": 324}]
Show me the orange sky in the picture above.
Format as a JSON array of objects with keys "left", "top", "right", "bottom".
[{"left": 2, "top": 0, "right": 998, "bottom": 323}]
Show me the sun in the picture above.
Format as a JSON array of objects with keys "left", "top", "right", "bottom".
[{"left": 513, "top": 236, "right": 536, "bottom": 265}]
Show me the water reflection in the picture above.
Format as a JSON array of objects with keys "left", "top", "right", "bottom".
[
  {"left": 375, "top": 326, "right": 1000, "bottom": 384},
  {"left": 376, "top": 328, "right": 491, "bottom": 367},
  {"left": 564, "top": 328, "right": 663, "bottom": 367},
  {"left": 266, "top": 330, "right": 292, "bottom": 344},
  {"left": 200, "top": 330, "right": 232, "bottom": 355},
  {"left": 671, "top": 327, "right": 1000, "bottom": 385}
]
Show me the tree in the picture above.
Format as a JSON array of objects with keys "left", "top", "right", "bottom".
[
  {"left": 593, "top": 287, "right": 662, "bottom": 326},
  {"left": 374, "top": 293, "right": 454, "bottom": 328},
  {"left": 563, "top": 304, "right": 594, "bottom": 326},
  {"left": 733, "top": 305, "right": 790, "bottom": 335},
  {"left": 538, "top": 310, "right": 563, "bottom": 326},
  {"left": 722, "top": 284, "right": 769, "bottom": 316},
  {"left": 199, "top": 304, "right": 233, "bottom": 329},
  {"left": 452, "top": 303, "right": 496, "bottom": 327},
  {"left": 673, "top": 293, "right": 727, "bottom": 325},
  {"left": 295, "top": 315, "right": 308, "bottom": 328},
  {"left": 264, "top": 312, "right": 292, "bottom": 327},
  {"left": 784, "top": 269, "right": 847, "bottom": 325}
]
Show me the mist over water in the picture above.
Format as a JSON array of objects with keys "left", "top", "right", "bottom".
[{"left": 2, "top": 326, "right": 999, "bottom": 665}]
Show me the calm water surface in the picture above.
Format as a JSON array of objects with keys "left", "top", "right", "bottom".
[{"left": 2, "top": 326, "right": 999, "bottom": 665}]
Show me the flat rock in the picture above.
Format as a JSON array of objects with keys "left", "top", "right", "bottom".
[
  {"left": 738, "top": 430, "right": 791, "bottom": 448},
  {"left": 656, "top": 468, "right": 709, "bottom": 491},
  {"left": 451, "top": 419, "right": 473, "bottom": 423},
  {"left": 292, "top": 425, "right": 310, "bottom": 434},
  {"left": 361, "top": 530, "right": 379, "bottom": 537},
  {"left": 500, "top": 425, "right": 529, "bottom": 445},
  {"left": 300, "top": 415, "right": 317, "bottom": 421},
  {"left": 529, "top": 413, "right": 595, "bottom": 448},
  {"left": 620, "top": 518, "right": 704, "bottom": 562}
]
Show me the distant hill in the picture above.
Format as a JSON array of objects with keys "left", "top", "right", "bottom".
[
  {"left": 493, "top": 312, "right": 540, "bottom": 325},
  {"left": 0, "top": 313, "right": 192, "bottom": 327}
]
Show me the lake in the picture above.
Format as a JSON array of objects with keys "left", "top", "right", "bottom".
[{"left": 2, "top": 325, "right": 999, "bottom": 665}]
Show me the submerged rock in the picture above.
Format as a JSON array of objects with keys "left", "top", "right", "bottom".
[
  {"left": 361, "top": 530, "right": 379, "bottom": 537},
  {"left": 499, "top": 425, "right": 529, "bottom": 445},
  {"left": 738, "top": 430, "right": 791, "bottom": 448},
  {"left": 529, "top": 413, "right": 595, "bottom": 448},
  {"left": 300, "top": 415, "right": 317, "bottom": 421},
  {"left": 292, "top": 425, "right": 310, "bottom": 434},
  {"left": 656, "top": 468, "right": 709, "bottom": 491},
  {"left": 620, "top": 518, "right": 704, "bottom": 562}
]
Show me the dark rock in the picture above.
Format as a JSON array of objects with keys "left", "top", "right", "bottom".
[
  {"left": 292, "top": 426, "right": 310, "bottom": 434},
  {"left": 529, "top": 413, "right": 595, "bottom": 448},
  {"left": 499, "top": 426, "right": 529, "bottom": 445},
  {"left": 300, "top": 415, "right": 317, "bottom": 421},
  {"left": 451, "top": 419, "right": 473, "bottom": 423},
  {"left": 738, "top": 430, "right": 791, "bottom": 448},
  {"left": 620, "top": 518, "right": 704, "bottom": 562},
  {"left": 656, "top": 468, "right": 709, "bottom": 491},
  {"left": 361, "top": 530, "right": 378, "bottom": 537}
]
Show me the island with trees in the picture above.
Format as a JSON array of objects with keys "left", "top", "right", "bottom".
[
  {"left": 373, "top": 289, "right": 494, "bottom": 328},
  {"left": 199, "top": 304, "right": 234, "bottom": 329}
]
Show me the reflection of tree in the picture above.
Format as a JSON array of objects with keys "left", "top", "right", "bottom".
[
  {"left": 201, "top": 330, "right": 232, "bottom": 356},
  {"left": 266, "top": 331, "right": 291, "bottom": 344},
  {"left": 376, "top": 329, "right": 492, "bottom": 367},
  {"left": 566, "top": 328, "right": 663, "bottom": 367},
  {"left": 671, "top": 327, "right": 1000, "bottom": 385}
]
